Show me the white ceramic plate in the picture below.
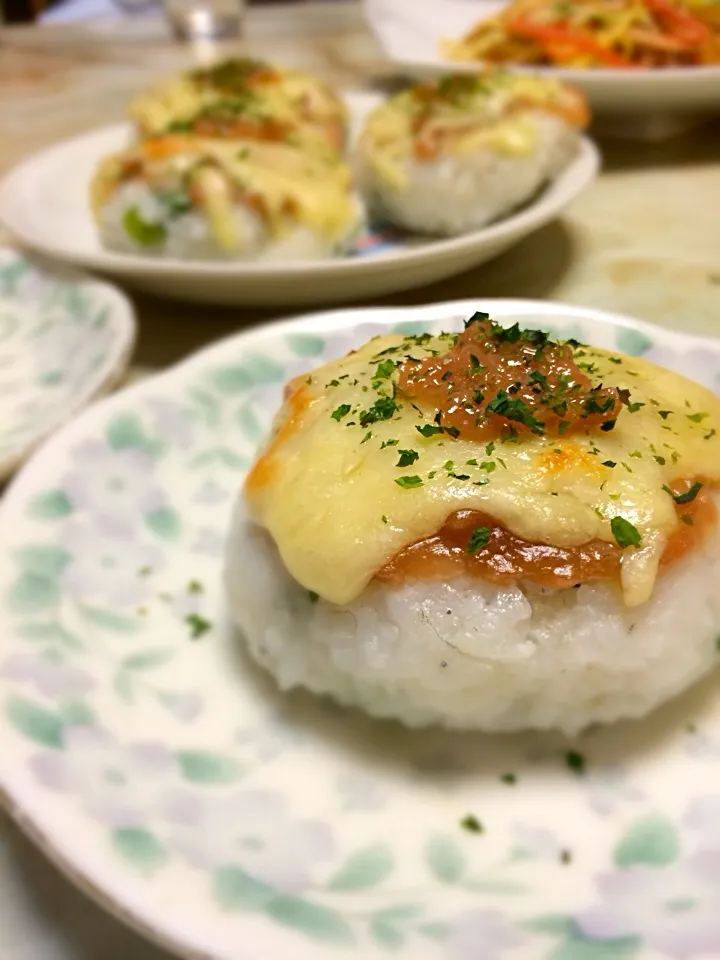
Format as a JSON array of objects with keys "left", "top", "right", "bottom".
[
  {"left": 0, "top": 93, "right": 599, "bottom": 307},
  {"left": 0, "top": 248, "right": 135, "bottom": 483},
  {"left": 1, "top": 298, "right": 720, "bottom": 960},
  {"left": 365, "top": 0, "right": 720, "bottom": 119}
]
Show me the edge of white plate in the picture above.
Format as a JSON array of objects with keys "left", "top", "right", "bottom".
[
  {"left": 0, "top": 252, "right": 137, "bottom": 483},
  {"left": 0, "top": 104, "right": 600, "bottom": 283}
]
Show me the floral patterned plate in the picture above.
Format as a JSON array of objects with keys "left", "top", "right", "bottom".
[
  {"left": 0, "top": 248, "right": 136, "bottom": 482},
  {"left": 1, "top": 299, "right": 719, "bottom": 960}
]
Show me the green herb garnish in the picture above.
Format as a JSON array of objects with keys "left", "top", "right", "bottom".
[
  {"left": 416, "top": 424, "right": 443, "bottom": 438},
  {"left": 469, "top": 353, "right": 483, "bottom": 372},
  {"left": 397, "top": 449, "right": 419, "bottom": 467},
  {"left": 565, "top": 750, "right": 586, "bottom": 775},
  {"left": 687, "top": 411, "right": 709, "bottom": 423},
  {"left": 123, "top": 207, "right": 167, "bottom": 247},
  {"left": 158, "top": 189, "right": 192, "bottom": 217},
  {"left": 464, "top": 311, "right": 490, "bottom": 330},
  {"left": 185, "top": 613, "right": 211, "bottom": 639},
  {"left": 331, "top": 404, "right": 351, "bottom": 421},
  {"left": 460, "top": 814, "right": 484, "bottom": 834},
  {"left": 486, "top": 390, "right": 544, "bottom": 433},
  {"left": 360, "top": 396, "right": 399, "bottom": 427},
  {"left": 467, "top": 526, "right": 491, "bottom": 554},
  {"left": 585, "top": 395, "right": 615, "bottom": 415},
  {"left": 610, "top": 516, "right": 642, "bottom": 548},
  {"left": 395, "top": 475, "right": 423, "bottom": 489},
  {"left": 663, "top": 481, "right": 703, "bottom": 504},
  {"left": 374, "top": 359, "right": 396, "bottom": 380}
]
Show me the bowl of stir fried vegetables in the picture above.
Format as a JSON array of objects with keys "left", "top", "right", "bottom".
[
  {"left": 366, "top": 0, "right": 720, "bottom": 116},
  {"left": 444, "top": 0, "right": 720, "bottom": 69}
]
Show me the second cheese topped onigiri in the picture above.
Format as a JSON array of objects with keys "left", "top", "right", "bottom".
[
  {"left": 357, "top": 72, "right": 589, "bottom": 236},
  {"left": 128, "top": 57, "right": 348, "bottom": 157}
]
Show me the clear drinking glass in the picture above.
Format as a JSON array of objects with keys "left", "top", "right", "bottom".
[{"left": 163, "top": 0, "right": 245, "bottom": 40}]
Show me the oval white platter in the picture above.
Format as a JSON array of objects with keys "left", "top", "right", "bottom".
[
  {"left": 0, "top": 93, "right": 599, "bottom": 308},
  {"left": 365, "top": 0, "right": 720, "bottom": 118},
  {"left": 0, "top": 248, "right": 135, "bottom": 483},
  {"left": 1, "top": 298, "right": 720, "bottom": 960}
]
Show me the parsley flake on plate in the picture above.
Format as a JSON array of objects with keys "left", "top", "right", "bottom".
[
  {"left": 565, "top": 750, "right": 586, "bottom": 775},
  {"left": 460, "top": 814, "right": 484, "bottom": 834},
  {"left": 185, "top": 613, "right": 211, "bottom": 640}
]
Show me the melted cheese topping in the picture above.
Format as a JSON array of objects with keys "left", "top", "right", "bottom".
[
  {"left": 245, "top": 330, "right": 720, "bottom": 607},
  {"left": 92, "top": 136, "right": 360, "bottom": 250},
  {"left": 359, "top": 72, "right": 588, "bottom": 189},
  {"left": 128, "top": 60, "right": 347, "bottom": 151}
]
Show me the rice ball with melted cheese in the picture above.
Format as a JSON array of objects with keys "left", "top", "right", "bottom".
[
  {"left": 91, "top": 133, "right": 364, "bottom": 262},
  {"left": 226, "top": 314, "right": 720, "bottom": 735},
  {"left": 356, "top": 72, "right": 589, "bottom": 236},
  {"left": 128, "top": 57, "right": 348, "bottom": 157}
]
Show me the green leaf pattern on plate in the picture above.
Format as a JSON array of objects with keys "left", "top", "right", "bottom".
[{"left": 0, "top": 250, "right": 131, "bottom": 462}]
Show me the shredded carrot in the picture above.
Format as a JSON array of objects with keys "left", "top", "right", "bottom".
[
  {"left": 507, "top": 18, "right": 636, "bottom": 66},
  {"left": 643, "top": 0, "right": 712, "bottom": 44},
  {"left": 444, "top": 0, "right": 720, "bottom": 69}
]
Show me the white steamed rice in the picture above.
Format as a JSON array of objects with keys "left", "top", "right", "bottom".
[
  {"left": 226, "top": 495, "right": 720, "bottom": 736},
  {"left": 357, "top": 112, "right": 578, "bottom": 237},
  {"left": 97, "top": 181, "right": 364, "bottom": 261}
]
